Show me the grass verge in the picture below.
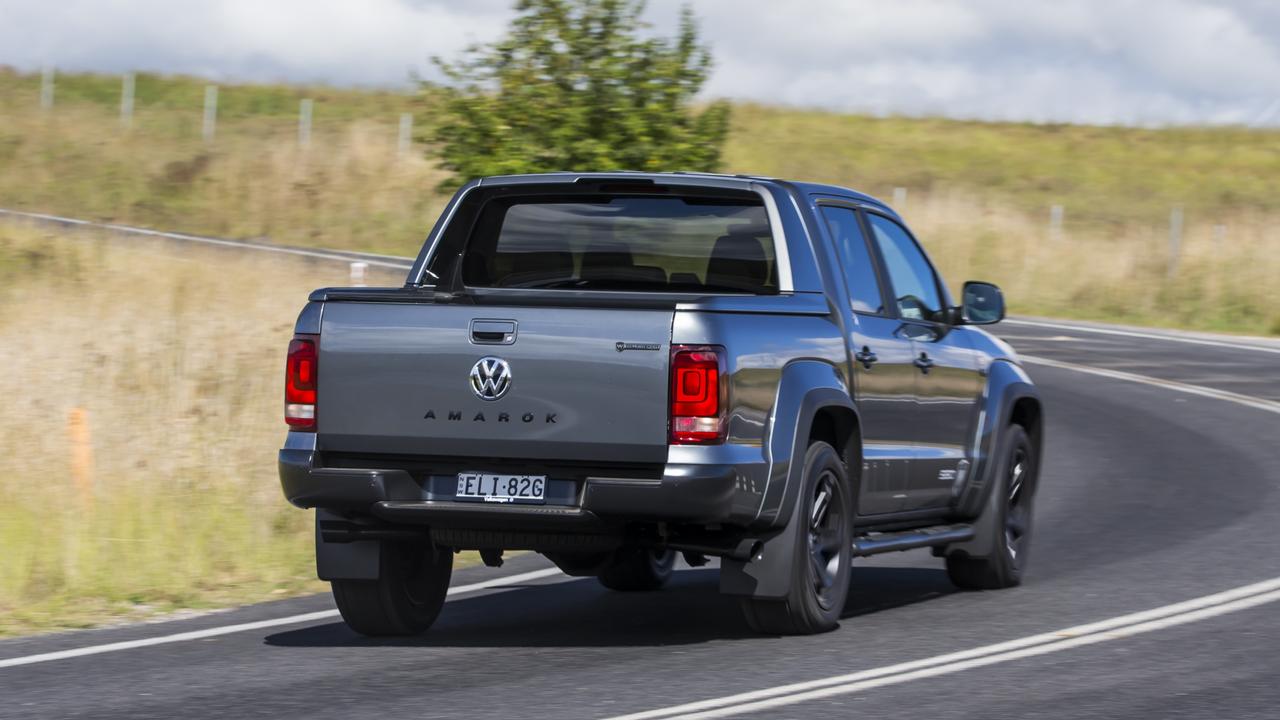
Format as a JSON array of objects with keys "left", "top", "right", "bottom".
[{"left": 0, "top": 223, "right": 472, "bottom": 636}]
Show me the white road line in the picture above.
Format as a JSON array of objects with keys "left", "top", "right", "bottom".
[
  {"left": 0, "top": 208, "right": 415, "bottom": 271},
  {"left": 0, "top": 566, "right": 562, "bottom": 670},
  {"left": 1021, "top": 355, "right": 1280, "bottom": 415},
  {"left": 1006, "top": 318, "right": 1280, "bottom": 355},
  {"left": 674, "top": 589, "right": 1280, "bottom": 719},
  {"left": 604, "top": 577, "right": 1280, "bottom": 720}
]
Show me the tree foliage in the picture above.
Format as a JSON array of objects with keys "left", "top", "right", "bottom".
[{"left": 428, "top": 0, "right": 730, "bottom": 189}]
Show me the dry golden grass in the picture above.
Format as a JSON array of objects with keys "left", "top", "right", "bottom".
[
  {"left": 903, "top": 191, "right": 1280, "bottom": 334},
  {"left": 894, "top": 190, "right": 1280, "bottom": 333},
  {"left": 0, "top": 222, "right": 398, "bottom": 635}
]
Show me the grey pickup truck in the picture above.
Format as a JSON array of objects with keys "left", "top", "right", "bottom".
[{"left": 279, "top": 172, "right": 1043, "bottom": 636}]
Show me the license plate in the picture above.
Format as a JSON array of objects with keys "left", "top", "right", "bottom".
[{"left": 456, "top": 473, "right": 547, "bottom": 504}]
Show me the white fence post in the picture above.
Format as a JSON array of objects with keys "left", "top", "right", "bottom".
[
  {"left": 349, "top": 262, "right": 368, "bottom": 287},
  {"left": 397, "top": 112, "right": 413, "bottom": 157},
  {"left": 1168, "top": 205, "right": 1184, "bottom": 277},
  {"left": 40, "top": 66, "right": 54, "bottom": 110},
  {"left": 1212, "top": 224, "right": 1226, "bottom": 254},
  {"left": 202, "top": 85, "right": 218, "bottom": 144},
  {"left": 1049, "top": 204, "right": 1064, "bottom": 243},
  {"left": 120, "top": 72, "right": 135, "bottom": 130},
  {"left": 298, "top": 99, "right": 313, "bottom": 149},
  {"left": 891, "top": 186, "right": 907, "bottom": 208}
]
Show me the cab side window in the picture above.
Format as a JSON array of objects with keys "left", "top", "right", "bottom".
[
  {"left": 820, "top": 205, "right": 885, "bottom": 315},
  {"left": 866, "top": 214, "right": 943, "bottom": 322}
]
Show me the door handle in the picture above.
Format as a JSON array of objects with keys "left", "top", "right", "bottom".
[
  {"left": 854, "top": 346, "right": 879, "bottom": 370},
  {"left": 470, "top": 319, "right": 517, "bottom": 345},
  {"left": 914, "top": 352, "right": 934, "bottom": 374}
]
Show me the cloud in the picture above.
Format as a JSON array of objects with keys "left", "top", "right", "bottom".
[
  {"left": 667, "top": 0, "right": 1280, "bottom": 125},
  {"left": 0, "top": 0, "right": 512, "bottom": 86},
  {"left": 2, "top": 0, "right": 1278, "bottom": 126}
]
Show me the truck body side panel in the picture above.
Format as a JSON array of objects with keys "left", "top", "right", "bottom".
[{"left": 671, "top": 305, "right": 847, "bottom": 524}]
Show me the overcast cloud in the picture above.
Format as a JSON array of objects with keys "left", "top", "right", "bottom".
[{"left": 2, "top": 0, "right": 1279, "bottom": 126}]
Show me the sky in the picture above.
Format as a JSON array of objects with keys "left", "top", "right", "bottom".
[{"left": 3, "top": 0, "right": 1279, "bottom": 127}]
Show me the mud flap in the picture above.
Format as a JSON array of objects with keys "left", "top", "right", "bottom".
[
  {"left": 315, "top": 509, "right": 381, "bottom": 581},
  {"left": 720, "top": 375, "right": 856, "bottom": 600},
  {"left": 718, "top": 494, "right": 803, "bottom": 599},
  {"left": 944, "top": 450, "right": 1004, "bottom": 561}
]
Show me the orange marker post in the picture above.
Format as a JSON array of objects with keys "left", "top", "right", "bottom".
[{"left": 67, "top": 407, "right": 95, "bottom": 508}]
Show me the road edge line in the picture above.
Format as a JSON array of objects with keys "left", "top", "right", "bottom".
[
  {"left": 0, "top": 566, "right": 563, "bottom": 670},
  {"left": 1006, "top": 318, "right": 1280, "bottom": 355},
  {"left": 1021, "top": 355, "right": 1280, "bottom": 415}
]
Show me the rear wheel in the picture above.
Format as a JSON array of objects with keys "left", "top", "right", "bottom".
[
  {"left": 331, "top": 541, "right": 453, "bottom": 636},
  {"left": 947, "top": 424, "right": 1036, "bottom": 589},
  {"left": 598, "top": 548, "right": 676, "bottom": 591},
  {"left": 741, "top": 441, "right": 852, "bottom": 635}
]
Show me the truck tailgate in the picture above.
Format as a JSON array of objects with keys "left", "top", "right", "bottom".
[{"left": 316, "top": 302, "right": 673, "bottom": 463}]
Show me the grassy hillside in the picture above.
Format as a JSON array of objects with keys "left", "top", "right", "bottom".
[
  {"left": 1, "top": 67, "right": 1278, "bottom": 334},
  {"left": 726, "top": 103, "right": 1280, "bottom": 231}
]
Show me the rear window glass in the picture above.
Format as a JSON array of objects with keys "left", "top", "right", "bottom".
[{"left": 461, "top": 196, "right": 776, "bottom": 293}]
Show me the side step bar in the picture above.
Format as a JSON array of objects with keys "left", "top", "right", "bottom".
[{"left": 852, "top": 523, "right": 975, "bottom": 557}]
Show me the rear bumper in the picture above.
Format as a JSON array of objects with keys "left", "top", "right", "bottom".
[{"left": 279, "top": 448, "right": 755, "bottom": 530}]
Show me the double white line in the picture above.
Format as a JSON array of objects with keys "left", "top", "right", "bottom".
[{"left": 605, "top": 576, "right": 1280, "bottom": 720}]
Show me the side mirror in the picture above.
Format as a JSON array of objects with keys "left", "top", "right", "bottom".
[{"left": 960, "top": 281, "right": 1005, "bottom": 325}]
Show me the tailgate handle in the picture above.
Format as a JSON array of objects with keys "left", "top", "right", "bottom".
[{"left": 470, "top": 319, "right": 517, "bottom": 345}]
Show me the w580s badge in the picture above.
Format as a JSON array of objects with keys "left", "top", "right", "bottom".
[{"left": 469, "top": 356, "right": 512, "bottom": 400}]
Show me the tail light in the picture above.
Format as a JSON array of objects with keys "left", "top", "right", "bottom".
[
  {"left": 285, "top": 334, "right": 318, "bottom": 430},
  {"left": 670, "top": 345, "right": 727, "bottom": 444}
]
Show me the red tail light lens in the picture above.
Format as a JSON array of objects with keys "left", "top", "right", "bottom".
[
  {"left": 285, "top": 334, "right": 318, "bottom": 430},
  {"left": 670, "top": 346, "right": 726, "bottom": 444}
]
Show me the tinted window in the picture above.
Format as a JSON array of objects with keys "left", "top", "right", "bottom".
[
  {"left": 866, "top": 214, "right": 943, "bottom": 322},
  {"left": 820, "top": 206, "right": 884, "bottom": 314},
  {"left": 461, "top": 196, "right": 776, "bottom": 293}
]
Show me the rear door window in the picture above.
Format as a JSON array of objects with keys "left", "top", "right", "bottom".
[
  {"left": 820, "top": 205, "right": 885, "bottom": 315},
  {"left": 461, "top": 196, "right": 777, "bottom": 293}
]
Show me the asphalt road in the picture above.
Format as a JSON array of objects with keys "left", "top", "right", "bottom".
[{"left": 2, "top": 318, "right": 1278, "bottom": 719}]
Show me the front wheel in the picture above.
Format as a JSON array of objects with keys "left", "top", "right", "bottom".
[
  {"left": 331, "top": 541, "right": 453, "bottom": 636},
  {"left": 741, "top": 441, "right": 852, "bottom": 635},
  {"left": 947, "top": 424, "right": 1036, "bottom": 589}
]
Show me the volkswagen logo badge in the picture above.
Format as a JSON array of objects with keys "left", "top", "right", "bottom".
[{"left": 469, "top": 356, "right": 512, "bottom": 401}]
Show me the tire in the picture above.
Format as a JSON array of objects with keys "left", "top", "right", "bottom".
[
  {"left": 598, "top": 548, "right": 676, "bottom": 591},
  {"left": 947, "top": 424, "right": 1036, "bottom": 590},
  {"left": 740, "top": 441, "right": 853, "bottom": 635},
  {"left": 331, "top": 541, "right": 453, "bottom": 636}
]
